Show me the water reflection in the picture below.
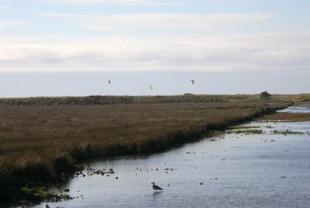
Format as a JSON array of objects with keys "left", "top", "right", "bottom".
[
  {"left": 278, "top": 106, "right": 310, "bottom": 113},
  {"left": 152, "top": 191, "right": 163, "bottom": 200}
]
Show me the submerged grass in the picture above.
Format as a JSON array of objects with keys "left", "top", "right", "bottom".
[
  {"left": 229, "top": 125, "right": 260, "bottom": 130},
  {"left": 272, "top": 130, "right": 304, "bottom": 135},
  {"left": 226, "top": 129, "right": 264, "bottom": 135},
  {"left": 0, "top": 95, "right": 292, "bottom": 202}
]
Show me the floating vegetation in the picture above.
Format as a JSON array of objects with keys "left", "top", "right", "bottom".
[
  {"left": 21, "top": 186, "right": 73, "bottom": 202},
  {"left": 230, "top": 125, "right": 260, "bottom": 130},
  {"left": 272, "top": 130, "right": 304, "bottom": 135},
  {"left": 82, "top": 167, "right": 116, "bottom": 177},
  {"left": 226, "top": 129, "right": 264, "bottom": 135}
]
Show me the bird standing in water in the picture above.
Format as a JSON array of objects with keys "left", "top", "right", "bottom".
[{"left": 151, "top": 182, "right": 163, "bottom": 191}]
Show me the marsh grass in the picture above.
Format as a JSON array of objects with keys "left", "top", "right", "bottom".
[
  {"left": 258, "top": 112, "right": 310, "bottom": 122},
  {"left": 0, "top": 96, "right": 291, "bottom": 202}
]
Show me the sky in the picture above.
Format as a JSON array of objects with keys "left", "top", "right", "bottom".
[{"left": 0, "top": 0, "right": 309, "bottom": 97}]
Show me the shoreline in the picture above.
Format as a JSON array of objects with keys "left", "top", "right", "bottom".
[
  {"left": 0, "top": 99, "right": 292, "bottom": 205},
  {"left": 257, "top": 112, "right": 310, "bottom": 122}
]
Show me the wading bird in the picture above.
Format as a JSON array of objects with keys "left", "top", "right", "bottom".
[{"left": 151, "top": 182, "right": 163, "bottom": 191}]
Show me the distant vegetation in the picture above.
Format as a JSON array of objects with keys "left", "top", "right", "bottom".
[
  {"left": 0, "top": 94, "right": 307, "bottom": 106},
  {"left": 260, "top": 91, "right": 272, "bottom": 100},
  {"left": 0, "top": 95, "right": 227, "bottom": 105},
  {"left": 301, "top": 95, "right": 310, "bottom": 102},
  {"left": 0, "top": 94, "right": 298, "bottom": 203}
]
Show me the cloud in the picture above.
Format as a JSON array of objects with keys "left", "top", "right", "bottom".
[
  {"left": 41, "top": 12, "right": 271, "bottom": 33},
  {"left": 41, "top": 0, "right": 185, "bottom": 6},
  {"left": 0, "top": 21, "right": 26, "bottom": 28},
  {"left": 206, "top": 0, "right": 261, "bottom": 5},
  {"left": 0, "top": 32, "right": 309, "bottom": 72}
]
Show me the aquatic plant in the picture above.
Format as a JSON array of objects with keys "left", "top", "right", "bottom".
[{"left": 272, "top": 130, "right": 304, "bottom": 135}]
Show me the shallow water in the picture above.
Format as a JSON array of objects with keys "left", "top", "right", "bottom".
[
  {"left": 278, "top": 105, "right": 310, "bottom": 113},
  {"left": 27, "top": 120, "right": 310, "bottom": 208}
]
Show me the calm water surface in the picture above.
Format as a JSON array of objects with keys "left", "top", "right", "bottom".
[
  {"left": 31, "top": 111, "right": 310, "bottom": 208},
  {"left": 278, "top": 105, "right": 310, "bottom": 113}
]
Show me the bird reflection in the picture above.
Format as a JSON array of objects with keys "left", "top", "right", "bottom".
[{"left": 152, "top": 190, "right": 163, "bottom": 199}]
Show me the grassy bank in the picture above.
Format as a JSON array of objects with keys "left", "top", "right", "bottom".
[
  {"left": 0, "top": 95, "right": 292, "bottom": 203},
  {"left": 258, "top": 112, "right": 310, "bottom": 122}
]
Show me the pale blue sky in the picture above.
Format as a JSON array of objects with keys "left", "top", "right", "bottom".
[
  {"left": 1, "top": 71, "right": 309, "bottom": 97},
  {"left": 1, "top": 0, "right": 310, "bottom": 37},
  {"left": 0, "top": 0, "right": 309, "bottom": 96}
]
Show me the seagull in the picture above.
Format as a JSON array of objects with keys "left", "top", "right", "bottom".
[{"left": 151, "top": 182, "right": 163, "bottom": 191}]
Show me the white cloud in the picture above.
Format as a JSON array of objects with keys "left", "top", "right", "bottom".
[
  {"left": 0, "top": 21, "right": 26, "bottom": 28},
  {"left": 41, "top": 0, "right": 185, "bottom": 6},
  {"left": 206, "top": 0, "right": 261, "bottom": 5},
  {"left": 0, "top": 32, "right": 309, "bottom": 72},
  {"left": 41, "top": 12, "right": 271, "bottom": 33}
]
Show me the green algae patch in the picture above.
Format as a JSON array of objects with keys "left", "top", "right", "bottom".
[
  {"left": 21, "top": 186, "right": 55, "bottom": 201},
  {"left": 21, "top": 186, "right": 72, "bottom": 202}
]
